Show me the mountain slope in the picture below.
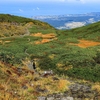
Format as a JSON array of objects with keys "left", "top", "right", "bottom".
[
  {"left": 0, "top": 14, "right": 100, "bottom": 99},
  {"left": 0, "top": 14, "right": 100, "bottom": 81},
  {"left": 61, "top": 21, "right": 100, "bottom": 42},
  {"left": 0, "top": 14, "right": 54, "bottom": 27},
  {"left": 0, "top": 14, "right": 55, "bottom": 38}
]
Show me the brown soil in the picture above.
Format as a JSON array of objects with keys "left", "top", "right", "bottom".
[
  {"left": 0, "top": 40, "right": 11, "bottom": 44},
  {"left": 70, "top": 39, "right": 100, "bottom": 48},
  {"left": 30, "top": 33, "right": 57, "bottom": 44},
  {"left": 0, "top": 40, "right": 2, "bottom": 43},
  {"left": 4, "top": 41, "right": 11, "bottom": 43},
  {"left": 34, "top": 39, "right": 52, "bottom": 44},
  {"left": 30, "top": 33, "right": 56, "bottom": 38}
]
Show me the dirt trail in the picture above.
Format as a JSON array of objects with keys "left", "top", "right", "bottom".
[{"left": 70, "top": 39, "right": 100, "bottom": 48}]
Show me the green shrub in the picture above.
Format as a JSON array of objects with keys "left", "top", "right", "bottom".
[
  {"left": 38, "top": 56, "right": 56, "bottom": 70},
  {"left": 66, "top": 66, "right": 100, "bottom": 82}
]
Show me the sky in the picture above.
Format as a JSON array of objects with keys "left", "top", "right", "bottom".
[{"left": 0, "top": 0, "right": 100, "bottom": 18}]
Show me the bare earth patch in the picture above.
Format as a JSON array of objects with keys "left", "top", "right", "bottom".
[
  {"left": 4, "top": 41, "right": 11, "bottom": 43},
  {"left": 0, "top": 40, "right": 2, "bottom": 43},
  {"left": 0, "top": 40, "right": 11, "bottom": 44},
  {"left": 70, "top": 39, "right": 100, "bottom": 48},
  {"left": 30, "top": 33, "right": 57, "bottom": 44}
]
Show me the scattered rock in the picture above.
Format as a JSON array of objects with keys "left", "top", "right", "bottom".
[
  {"left": 47, "top": 97, "right": 55, "bottom": 100},
  {"left": 34, "top": 77, "right": 40, "bottom": 81},
  {"left": 37, "top": 96, "right": 46, "bottom": 100},
  {"left": 37, "top": 83, "right": 97, "bottom": 100},
  {"left": 17, "top": 67, "right": 22, "bottom": 73},
  {"left": 36, "top": 85, "right": 48, "bottom": 93},
  {"left": 41, "top": 70, "right": 54, "bottom": 77},
  {"left": 52, "top": 77, "right": 59, "bottom": 81},
  {"left": 66, "top": 96, "right": 74, "bottom": 100},
  {"left": 22, "top": 85, "right": 28, "bottom": 90}
]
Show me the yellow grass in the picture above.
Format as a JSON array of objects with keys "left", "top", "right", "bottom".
[
  {"left": 57, "top": 79, "right": 70, "bottom": 92},
  {"left": 0, "top": 61, "right": 71, "bottom": 99},
  {"left": 92, "top": 83, "right": 100, "bottom": 93}
]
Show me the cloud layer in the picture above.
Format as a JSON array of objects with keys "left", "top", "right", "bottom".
[
  {"left": 57, "top": 18, "right": 96, "bottom": 29},
  {"left": 57, "top": 22, "right": 86, "bottom": 29},
  {"left": 65, "top": 22, "right": 86, "bottom": 29}
]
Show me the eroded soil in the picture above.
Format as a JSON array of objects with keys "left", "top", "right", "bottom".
[
  {"left": 70, "top": 39, "right": 100, "bottom": 48},
  {"left": 30, "top": 33, "right": 57, "bottom": 44}
]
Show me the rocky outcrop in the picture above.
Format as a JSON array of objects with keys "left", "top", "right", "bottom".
[{"left": 37, "top": 83, "right": 99, "bottom": 100}]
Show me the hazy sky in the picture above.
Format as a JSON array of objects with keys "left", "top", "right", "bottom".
[{"left": 0, "top": 0, "right": 100, "bottom": 18}]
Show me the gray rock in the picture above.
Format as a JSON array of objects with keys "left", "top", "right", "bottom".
[
  {"left": 47, "top": 97, "right": 54, "bottom": 100},
  {"left": 22, "top": 85, "right": 28, "bottom": 90},
  {"left": 61, "top": 97, "right": 69, "bottom": 100},
  {"left": 52, "top": 77, "right": 59, "bottom": 80},
  {"left": 37, "top": 81, "right": 97, "bottom": 100},
  {"left": 66, "top": 97, "right": 74, "bottom": 100},
  {"left": 71, "top": 87, "right": 78, "bottom": 93},
  {"left": 55, "top": 93, "right": 63, "bottom": 98},
  {"left": 17, "top": 68, "right": 22, "bottom": 73},
  {"left": 34, "top": 77, "right": 40, "bottom": 81},
  {"left": 41, "top": 70, "right": 53, "bottom": 77},
  {"left": 55, "top": 98, "right": 61, "bottom": 100},
  {"left": 37, "top": 96, "right": 46, "bottom": 100},
  {"left": 77, "top": 91, "right": 83, "bottom": 98},
  {"left": 36, "top": 85, "right": 48, "bottom": 93}
]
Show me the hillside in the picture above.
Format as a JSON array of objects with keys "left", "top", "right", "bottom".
[
  {"left": 66, "top": 21, "right": 100, "bottom": 41},
  {"left": 0, "top": 14, "right": 100, "bottom": 100},
  {"left": 0, "top": 61, "right": 72, "bottom": 100},
  {"left": 0, "top": 14, "right": 54, "bottom": 27},
  {"left": 0, "top": 14, "right": 54, "bottom": 38}
]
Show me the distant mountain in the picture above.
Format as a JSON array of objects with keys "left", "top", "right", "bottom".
[{"left": 32, "top": 12, "right": 100, "bottom": 29}]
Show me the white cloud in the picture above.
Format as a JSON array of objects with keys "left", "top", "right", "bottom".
[
  {"left": 57, "top": 26, "right": 66, "bottom": 30},
  {"left": 19, "top": 9, "right": 23, "bottom": 12},
  {"left": 36, "top": 7, "right": 40, "bottom": 10},
  {"left": 88, "top": 18, "right": 95, "bottom": 23},
  {"left": 57, "top": 22, "right": 86, "bottom": 29},
  {"left": 32, "top": 7, "right": 40, "bottom": 11},
  {"left": 65, "top": 22, "right": 86, "bottom": 28}
]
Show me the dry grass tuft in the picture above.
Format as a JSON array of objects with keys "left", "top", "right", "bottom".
[
  {"left": 57, "top": 79, "right": 70, "bottom": 92},
  {"left": 92, "top": 83, "right": 100, "bottom": 93},
  {"left": 0, "top": 61, "right": 71, "bottom": 99}
]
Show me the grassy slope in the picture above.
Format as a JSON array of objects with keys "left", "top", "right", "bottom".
[
  {"left": 0, "top": 14, "right": 100, "bottom": 82},
  {"left": 0, "top": 14, "right": 54, "bottom": 27},
  {"left": 0, "top": 61, "right": 71, "bottom": 100},
  {"left": 0, "top": 14, "right": 55, "bottom": 37},
  {"left": 0, "top": 14, "right": 100, "bottom": 99},
  {"left": 62, "top": 21, "right": 100, "bottom": 41}
]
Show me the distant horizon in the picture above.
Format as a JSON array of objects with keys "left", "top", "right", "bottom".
[
  {"left": 1, "top": 11, "right": 100, "bottom": 19},
  {"left": 0, "top": 0, "right": 100, "bottom": 18},
  {"left": 31, "top": 12, "right": 100, "bottom": 17}
]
